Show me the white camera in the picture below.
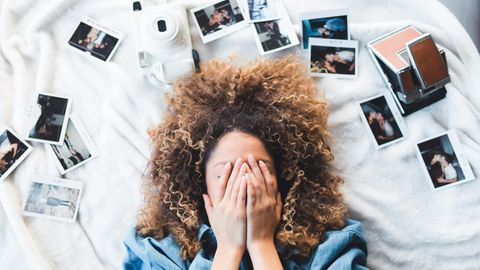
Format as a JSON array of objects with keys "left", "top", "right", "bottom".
[{"left": 132, "top": 1, "right": 198, "bottom": 86}]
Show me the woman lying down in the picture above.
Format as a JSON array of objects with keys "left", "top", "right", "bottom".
[{"left": 123, "top": 56, "right": 368, "bottom": 270}]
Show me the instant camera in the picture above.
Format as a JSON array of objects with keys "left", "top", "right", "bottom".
[
  {"left": 368, "top": 25, "right": 450, "bottom": 115},
  {"left": 131, "top": 1, "right": 198, "bottom": 86}
]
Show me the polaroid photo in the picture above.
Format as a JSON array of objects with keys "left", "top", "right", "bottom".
[
  {"left": 417, "top": 130, "right": 475, "bottom": 191},
  {"left": 0, "top": 126, "right": 33, "bottom": 183},
  {"left": 191, "top": 0, "right": 248, "bottom": 44},
  {"left": 25, "top": 92, "right": 72, "bottom": 145},
  {"left": 358, "top": 94, "right": 407, "bottom": 149},
  {"left": 252, "top": 17, "right": 299, "bottom": 55},
  {"left": 68, "top": 17, "right": 123, "bottom": 62},
  {"left": 45, "top": 114, "right": 98, "bottom": 175},
  {"left": 244, "top": 0, "right": 286, "bottom": 23},
  {"left": 23, "top": 176, "right": 83, "bottom": 223},
  {"left": 300, "top": 9, "right": 350, "bottom": 50},
  {"left": 309, "top": 38, "right": 358, "bottom": 78}
]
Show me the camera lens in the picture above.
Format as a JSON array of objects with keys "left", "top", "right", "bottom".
[{"left": 157, "top": 20, "right": 167, "bottom": 32}]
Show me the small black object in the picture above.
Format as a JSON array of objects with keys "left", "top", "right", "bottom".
[
  {"left": 192, "top": 49, "right": 201, "bottom": 73},
  {"left": 157, "top": 20, "right": 166, "bottom": 32},
  {"left": 133, "top": 1, "right": 142, "bottom": 12}
]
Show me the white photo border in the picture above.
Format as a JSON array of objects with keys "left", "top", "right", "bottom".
[
  {"left": 0, "top": 126, "right": 33, "bottom": 183},
  {"left": 67, "top": 16, "right": 124, "bottom": 62},
  {"left": 190, "top": 0, "right": 249, "bottom": 44},
  {"left": 22, "top": 176, "right": 84, "bottom": 223},
  {"left": 300, "top": 8, "right": 350, "bottom": 50},
  {"left": 45, "top": 114, "right": 98, "bottom": 175},
  {"left": 308, "top": 38, "right": 358, "bottom": 79},
  {"left": 357, "top": 93, "right": 408, "bottom": 149},
  {"left": 251, "top": 17, "right": 300, "bottom": 55},
  {"left": 25, "top": 92, "right": 72, "bottom": 146},
  {"left": 416, "top": 130, "right": 476, "bottom": 191}
]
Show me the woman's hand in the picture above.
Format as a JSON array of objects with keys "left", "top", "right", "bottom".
[
  {"left": 203, "top": 158, "right": 248, "bottom": 269},
  {"left": 245, "top": 154, "right": 283, "bottom": 269}
]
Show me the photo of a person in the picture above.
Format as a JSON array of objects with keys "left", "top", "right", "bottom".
[
  {"left": 123, "top": 57, "right": 367, "bottom": 269},
  {"left": 302, "top": 15, "right": 348, "bottom": 49},
  {"left": 418, "top": 133, "right": 468, "bottom": 189},
  {"left": 50, "top": 116, "right": 94, "bottom": 174},
  {"left": 27, "top": 93, "right": 70, "bottom": 144},
  {"left": 360, "top": 95, "right": 404, "bottom": 147},
  {"left": 23, "top": 180, "right": 82, "bottom": 221},
  {"left": 0, "top": 129, "right": 31, "bottom": 181},
  {"left": 311, "top": 46, "right": 356, "bottom": 75},
  {"left": 68, "top": 21, "right": 120, "bottom": 61},
  {"left": 247, "top": 0, "right": 281, "bottom": 21},
  {"left": 254, "top": 19, "right": 294, "bottom": 53},
  {"left": 194, "top": 0, "right": 244, "bottom": 36}
]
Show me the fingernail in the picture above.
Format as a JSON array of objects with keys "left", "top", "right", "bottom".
[
  {"left": 259, "top": 160, "right": 265, "bottom": 167},
  {"left": 248, "top": 154, "right": 254, "bottom": 162},
  {"left": 225, "top": 161, "right": 231, "bottom": 168}
]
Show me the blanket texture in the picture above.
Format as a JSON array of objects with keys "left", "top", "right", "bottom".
[{"left": 1, "top": 0, "right": 479, "bottom": 269}]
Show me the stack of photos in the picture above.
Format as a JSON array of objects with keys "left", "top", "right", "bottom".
[
  {"left": 0, "top": 127, "right": 33, "bottom": 182},
  {"left": 191, "top": 0, "right": 248, "bottom": 44},
  {"left": 359, "top": 94, "right": 408, "bottom": 149},
  {"left": 23, "top": 177, "right": 83, "bottom": 223},
  {"left": 68, "top": 17, "right": 123, "bottom": 62},
  {"left": 45, "top": 114, "right": 98, "bottom": 175},
  {"left": 248, "top": 0, "right": 299, "bottom": 54},
  {"left": 417, "top": 130, "right": 475, "bottom": 190},
  {"left": 301, "top": 9, "right": 359, "bottom": 78}
]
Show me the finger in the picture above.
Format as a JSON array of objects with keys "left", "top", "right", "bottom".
[
  {"left": 259, "top": 160, "right": 275, "bottom": 198},
  {"left": 214, "top": 162, "right": 232, "bottom": 204},
  {"left": 275, "top": 192, "right": 282, "bottom": 218},
  {"left": 247, "top": 177, "right": 256, "bottom": 208},
  {"left": 203, "top": 194, "right": 213, "bottom": 220},
  {"left": 237, "top": 175, "right": 247, "bottom": 209},
  {"left": 245, "top": 171, "right": 262, "bottom": 203},
  {"left": 230, "top": 163, "right": 247, "bottom": 204},
  {"left": 247, "top": 154, "right": 264, "bottom": 187},
  {"left": 224, "top": 158, "right": 243, "bottom": 199}
]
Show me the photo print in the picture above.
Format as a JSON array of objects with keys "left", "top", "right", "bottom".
[
  {"left": 246, "top": 0, "right": 285, "bottom": 22},
  {"left": 46, "top": 115, "right": 98, "bottom": 175},
  {"left": 68, "top": 17, "right": 123, "bottom": 62},
  {"left": 25, "top": 92, "right": 72, "bottom": 145},
  {"left": 417, "top": 130, "right": 475, "bottom": 190},
  {"left": 300, "top": 9, "right": 350, "bottom": 49},
  {"left": 359, "top": 94, "right": 407, "bottom": 149},
  {"left": 252, "top": 17, "right": 299, "bottom": 54},
  {"left": 191, "top": 0, "right": 248, "bottom": 43},
  {"left": 23, "top": 177, "right": 83, "bottom": 223},
  {"left": 309, "top": 38, "right": 358, "bottom": 78},
  {"left": 0, "top": 127, "right": 33, "bottom": 182}
]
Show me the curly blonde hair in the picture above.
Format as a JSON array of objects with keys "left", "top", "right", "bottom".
[{"left": 137, "top": 55, "right": 347, "bottom": 261}]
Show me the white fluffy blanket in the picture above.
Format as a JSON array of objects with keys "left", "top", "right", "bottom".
[{"left": 1, "top": 0, "right": 479, "bottom": 269}]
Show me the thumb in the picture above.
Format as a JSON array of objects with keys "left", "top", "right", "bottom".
[
  {"left": 275, "top": 192, "right": 282, "bottom": 218},
  {"left": 203, "top": 194, "right": 213, "bottom": 220}
]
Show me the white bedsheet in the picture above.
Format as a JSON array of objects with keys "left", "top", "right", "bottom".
[{"left": 1, "top": 0, "right": 479, "bottom": 269}]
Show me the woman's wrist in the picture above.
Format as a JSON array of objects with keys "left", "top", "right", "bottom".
[
  {"left": 247, "top": 240, "right": 283, "bottom": 269},
  {"left": 212, "top": 245, "right": 244, "bottom": 269}
]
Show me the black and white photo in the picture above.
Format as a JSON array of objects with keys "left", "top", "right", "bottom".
[
  {"left": 191, "top": 0, "right": 248, "bottom": 43},
  {"left": 23, "top": 177, "right": 83, "bottom": 223},
  {"left": 417, "top": 130, "right": 475, "bottom": 190},
  {"left": 309, "top": 38, "right": 358, "bottom": 78},
  {"left": 359, "top": 94, "right": 407, "bottom": 149},
  {"left": 246, "top": 0, "right": 285, "bottom": 22},
  {"left": 46, "top": 115, "right": 97, "bottom": 175},
  {"left": 301, "top": 9, "right": 349, "bottom": 49},
  {"left": 68, "top": 17, "right": 123, "bottom": 62},
  {"left": 25, "top": 92, "right": 72, "bottom": 145},
  {"left": 0, "top": 127, "right": 33, "bottom": 182},
  {"left": 252, "top": 17, "right": 299, "bottom": 54}
]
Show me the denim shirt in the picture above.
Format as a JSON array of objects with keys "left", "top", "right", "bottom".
[{"left": 123, "top": 219, "right": 368, "bottom": 270}]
